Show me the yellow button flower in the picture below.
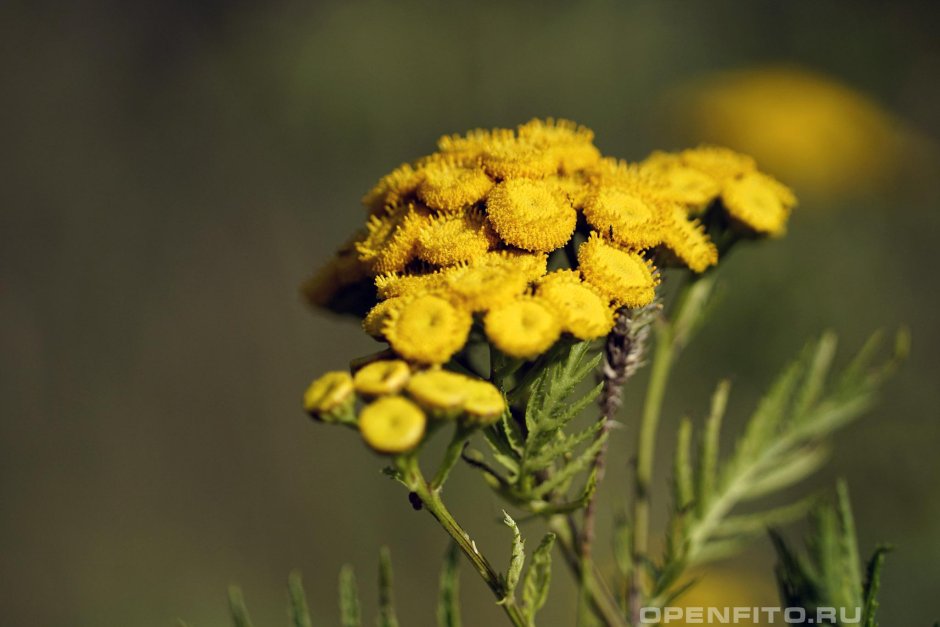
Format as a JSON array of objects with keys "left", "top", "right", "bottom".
[
  {"left": 659, "top": 206, "right": 719, "bottom": 273},
  {"left": 356, "top": 203, "right": 429, "bottom": 275},
  {"left": 406, "top": 369, "right": 470, "bottom": 412},
  {"left": 485, "top": 179, "right": 577, "bottom": 253},
  {"left": 484, "top": 296, "right": 562, "bottom": 359},
  {"left": 416, "top": 161, "right": 495, "bottom": 212},
  {"left": 416, "top": 209, "right": 497, "bottom": 267},
  {"left": 374, "top": 271, "right": 446, "bottom": 300},
  {"left": 583, "top": 185, "right": 665, "bottom": 249},
  {"left": 578, "top": 233, "right": 658, "bottom": 308},
  {"left": 680, "top": 146, "right": 756, "bottom": 183},
  {"left": 537, "top": 274, "right": 615, "bottom": 340},
  {"left": 362, "top": 297, "right": 407, "bottom": 339},
  {"left": 461, "top": 380, "right": 507, "bottom": 424},
  {"left": 359, "top": 396, "right": 427, "bottom": 454},
  {"left": 361, "top": 162, "right": 423, "bottom": 214},
  {"left": 353, "top": 360, "right": 411, "bottom": 397},
  {"left": 441, "top": 262, "right": 529, "bottom": 313},
  {"left": 303, "top": 371, "right": 355, "bottom": 421},
  {"left": 384, "top": 294, "right": 472, "bottom": 365},
  {"left": 721, "top": 171, "right": 796, "bottom": 236}
]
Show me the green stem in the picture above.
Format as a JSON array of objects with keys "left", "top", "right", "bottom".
[
  {"left": 401, "top": 458, "right": 528, "bottom": 627},
  {"left": 431, "top": 425, "right": 472, "bottom": 490}
]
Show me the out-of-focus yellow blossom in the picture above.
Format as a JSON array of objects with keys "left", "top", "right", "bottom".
[
  {"left": 672, "top": 568, "right": 778, "bottom": 627},
  {"left": 659, "top": 205, "right": 719, "bottom": 273},
  {"left": 537, "top": 272, "right": 615, "bottom": 340},
  {"left": 359, "top": 396, "right": 427, "bottom": 454},
  {"left": 485, "top": 178, "right": 577, "bottom": 252},
  {"left": 362, "top": 296, "right": 407, "bottom": 339},
  {"left": 721, "top": 171, "right": 796, "bottom": 236},
  {"left": 678, "top": 146, "right": 756, "bottom": 184},
  {"left": 383, "top": 294, "right": 472, "bottom": 365},
  {"left": 353, "top": 359, "right": 411, "bottom": 397},
  {"left": 461, "top": 380, "right": 506, "bottom": 424},
  {"left": 417, "top": 160, "right": 494, "bottom": 212},
  {"left": 304, "top": 371, "right": 355, "bottom": 420},
  {"left": 406, "top": 369, "right": 470, "bottom": 413},
  {"left": 577, "top": 234, "right": 658, "bottom": 308},
  {"left": 670, "top": 67, "right": 906, "bottom": 198},
  {"left": 416, "top": 209, "right": 497, "bottom": 266},
  {"left": 301, "top": 230, "right": 371, "bottom": 310},
  {"left": 484, "top": 296, "right": 562, "bottom": 359}
]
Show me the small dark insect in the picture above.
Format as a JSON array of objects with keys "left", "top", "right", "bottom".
[{"left": 408, "top": 491, "right": 423, "bottom": 511}]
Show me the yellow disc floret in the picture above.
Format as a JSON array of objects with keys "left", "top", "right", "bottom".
[
  {"left": 416, "top": 209, "right": 497, "bottom": 267},
  {"left": 304, "top": 371, "right": 355, "bottom": 420},
  {"left": 461, "top": 380, "right": 506, "bottom": 424},
  {"left": 720, "top": 171, "right": 796, "bottom": 236},
  {"left": 484, "top": 296, "right": 562, "bottom": 359},
  {"left": 537, "top": 276, "right": 615, "bottom": 340},
  {"left": 441, "top": 260, "right": 530, "bottom": 312},
  {"left": 582, "top": 185, "right": 665, "bottom": 249},
  {"left": 359, "top": 396, "right": 427, "bottom": 454},
  {"left": 406, "top": 369, "right": 470, "bottom": 412},
  {"left": 659, "top": 205, "right": 719, "bottom": 273},
  {"left": 417, "top": 161, "right": 494, "bottom": 212},
  {"left": 577, "top": 233, "right": 658, "bottom": 308},
  {"left": 485, "top": 178, "right": 577, "bottom": 252},
  {"left": 383, "top": 294, "right": 472, "bottom": 364},
  {"left": 353, "top": 360, "right": 411, "bottom": 396}
]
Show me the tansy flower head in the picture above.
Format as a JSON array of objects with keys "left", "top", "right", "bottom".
[
  {"left": 577, "top": 233, "right": 658, "bottom": 308},
  {"left": 441, "top": 259, "right": 530, "bottom": 312},
  {"left": 358, "top": 396, "right": 427, "bottom": 454},
  {"left": 383, "top": 294, "right": 472, "bottom": 364},
  {"left": 537, "top": 275, "right": 615, "bottom": 340},
  {"left": 353, "top": 359, "right": 411, "bottom": 397},
  {"left": 301, "top": 230, "right": 371, "bottom": 312},
  {"left": 374, "top": 271, "right": 446, "bottom": 300},
  {"left": 679, "top": 146, "right": 757, "bottom": 183},
  {"left": 517, "top": 118, "right": 602, "bottom": 173},
  {"left": 582, "top": 185, "right": 666, "bottom": 250},
  {"left": 485, "top": 178, "right": 577, "bottom": 252},
  {"left": 304, "top": 371, "right": 355, "bottom": 422},
  {"left": 640, "top": 152, "right": 722, "bottom": 212},
  {"left": 480, "top": 135, "right": 558, "bottom": 179},
  {"left": 362, "top": 163, "right": 423, "bottom": 214},
  {"left": 659, "top": 205, "right": 719, "bottom": 273},
  {"left": 461, "top": 380, "right": 506, "bottom": 425},
  {"left": 416, "top": 160, "right": 495, "bottom": 212},
  {"left": 416, "top": 209, "right": 497, "bottom": 267},
  {"left": 363, "top": 297, "right": 407, "bottom": 339},
  {"left": 720, "top": 171, "right": 796, "bottom": 236},
  {"left": 484, "top": 296, "right": 562, "bottom": 359},
  {"left": 406, "top": 369, "right": 471, "bottom": 414},
  {"left": 356, "top": 203, "right": 431, "bottom": 275}
]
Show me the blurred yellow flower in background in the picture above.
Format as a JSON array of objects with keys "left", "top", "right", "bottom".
[
  {"left": 670, "top": 67, "right": 907, "bottom": 199},
  {"left": 671, "top": 567, "right": 779, "bottom": 627}
]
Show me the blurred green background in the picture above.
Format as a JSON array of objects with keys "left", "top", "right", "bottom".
[{"left": 2, "top": 1, "right": 938, "bottom": 625}]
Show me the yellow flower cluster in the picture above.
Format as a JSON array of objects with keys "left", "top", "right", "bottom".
[
  {"left": 305, "top": 119, "right": 795, "bottom": 364},
  {"left": 303, "top": 360, "right": 506, "bottom": 454}
]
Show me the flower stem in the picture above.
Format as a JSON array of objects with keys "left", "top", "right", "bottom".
[{"left": 401, "top": 457, "right": 528, "bottom": 627}]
